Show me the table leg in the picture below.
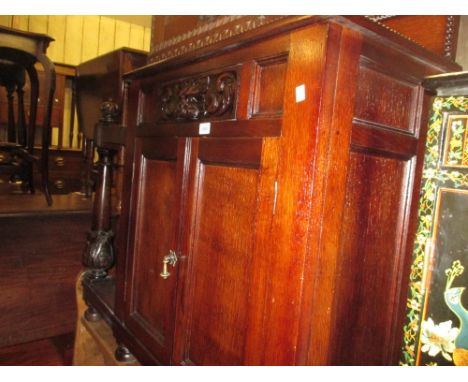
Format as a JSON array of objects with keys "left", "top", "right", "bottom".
[
  {"left": 37, "top": 54, "right": 56, "bottom": 206},
  {"left": 6, "top": 83, "right": 16, "bottom": 142},
  {"left": 69, "top": 79, "right": 76, "bottom": 148},
  {"left": 16, "top": 68, "right": 26, "bottom": 147},
  {"left": 26, "top": 64, "right": 39, "bottom": 194}
]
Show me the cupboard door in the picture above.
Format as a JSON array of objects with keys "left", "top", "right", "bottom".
[
  {"left": 173, "top": 137, "right": 279, "bottom": 365},
  {"left": 123, "top": 137, "right": 187, "bottom": 364}
]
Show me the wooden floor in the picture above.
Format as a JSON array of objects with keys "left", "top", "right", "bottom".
[{"left": 0, "top": 333, "right": 75, "bottom": 366}]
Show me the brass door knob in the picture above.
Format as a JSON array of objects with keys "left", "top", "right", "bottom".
[{"left": 160, "top": 250, "right": 178, "bottom": 279}]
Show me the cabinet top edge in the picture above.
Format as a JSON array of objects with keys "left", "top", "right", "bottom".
[
  {"left": 423, "top": 71, "right": 468, "bottom": 94},
  {"left": 122, "top": 15, "right": 460, "bottom": 82}
]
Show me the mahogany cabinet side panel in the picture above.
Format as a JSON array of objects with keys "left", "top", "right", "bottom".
[
  {"left": 333, "top": 150, "right": 414, "bottom": 365},
  {"left": 330, "top": 34, "right": 434, "bottom": 365}
]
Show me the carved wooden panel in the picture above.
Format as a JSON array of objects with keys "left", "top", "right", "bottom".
[
  {"left": 160, "top": 71, "right": 237, "bottom": 121},
  {"left": 140, "top": 67, "right": 241, "bottom": 126}
]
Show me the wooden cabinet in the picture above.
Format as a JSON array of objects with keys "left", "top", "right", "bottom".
[
  {"left": 122, "top": 136, "right": 278, "bottom": 365},
  {"left": 110, "top": 16, "right": 461, "bottom": 365},
  {"left": 76, "top": 48, "right": 147, "bottom": 137},
  {"left": 75, "top": 48, "right": 147, "bottom": 198}
]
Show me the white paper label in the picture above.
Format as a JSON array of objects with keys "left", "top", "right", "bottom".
[
  {"left": 295, "top": 84, "right": 306, "bottom": 103},
  {"left": 199, "top": 122, "right": 211, "bottom": 135}
]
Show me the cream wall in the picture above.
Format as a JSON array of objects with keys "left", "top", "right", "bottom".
[
  {"left": 0, "top": 15, "right": 151, "bottom": 65},
  {"left": 1, "top": 15, "right": 465, "bottom": 69},
  {"left": 0, "top": 15, "right": 151, "bottom": 147},
  {"left": 456, "top": 15, "right": 468, "bottom": 70}
]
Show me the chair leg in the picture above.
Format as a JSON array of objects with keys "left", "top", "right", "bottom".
[{"left": 25, "top": 161, "right": 35, "bottom": 194}]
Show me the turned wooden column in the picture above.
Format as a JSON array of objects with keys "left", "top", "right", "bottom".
[
  {"left": 82, "top": 101, "right": 121, "bottom": 280},
  {"left": 80, "top": 99, "right": 134, "bottom": 362}
]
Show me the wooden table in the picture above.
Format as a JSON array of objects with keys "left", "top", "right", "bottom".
[{"left": 0, "top": 26, "right": 56, "bottom": 205}]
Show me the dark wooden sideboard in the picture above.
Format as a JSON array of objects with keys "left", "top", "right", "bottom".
[
  {"left": 82, "top": 16, "right": 461, "bottom": 365},
  {"left": 0, "top": 194, "right": 92, "bottom": 348}
]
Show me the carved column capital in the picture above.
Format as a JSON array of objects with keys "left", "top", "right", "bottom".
[
  {"left": 82, "top": 229, "right": 114, "bottom": 279},
  {"left": 99, "top": 99, "right": 121, "bottom": 124}
]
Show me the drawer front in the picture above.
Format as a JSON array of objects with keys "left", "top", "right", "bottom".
[
  {"left": 48, "top": 152, "right": 83, "bottom": 174},
  {"left": 49, "top": 176, "right": 81, "bottom": 194},
  {"left": 33, "top": 149, "right": 83, "bottom": 194}
]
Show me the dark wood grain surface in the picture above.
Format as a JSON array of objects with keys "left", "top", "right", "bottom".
[{"left": 0, "top": 193, "right": 92, "bottom": 347}]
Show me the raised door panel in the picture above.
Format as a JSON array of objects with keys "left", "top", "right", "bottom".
[
  {"left": 174, "top": 137, "right": 278, "bottom": 365},
  {"left": 334, "top": 150, "right": 414, "bottom": 365},
  {"left": 123, "top": 137, "right": 186, "bottom": 364}
]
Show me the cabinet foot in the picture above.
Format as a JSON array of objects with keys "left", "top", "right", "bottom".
[
  {"left": 84, "top": 306, "right": 101, "bottom": 322},
  {"left": 115, "top": 344, "right": 136, "bottom": 363}
]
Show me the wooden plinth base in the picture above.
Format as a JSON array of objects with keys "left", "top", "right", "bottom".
[{"left": 73, "top": 273, "right": 140, "bottom": 366}]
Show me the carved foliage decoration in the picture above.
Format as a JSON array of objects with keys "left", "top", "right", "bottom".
[{"left": 160, "top": 71, "right": 237, "bottom": 121}]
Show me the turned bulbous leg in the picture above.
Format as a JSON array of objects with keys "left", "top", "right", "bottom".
[
  {"left": 84, "top": 305, "right": 101, "bottom": 322},
  {"left": 115, "top": 344, "right": 136, "bottom": 363}
]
